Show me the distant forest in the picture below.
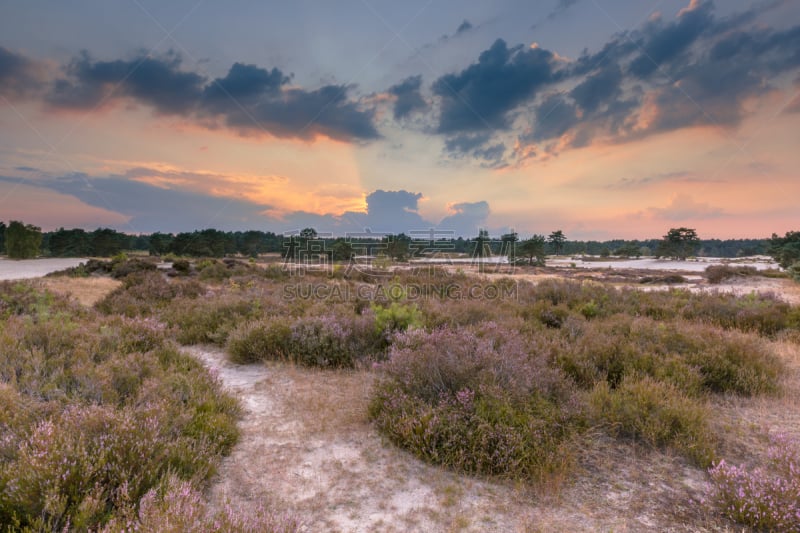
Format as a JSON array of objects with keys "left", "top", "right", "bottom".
[{"left": 0, "top": 221, "right": 771, "bottom": 259}]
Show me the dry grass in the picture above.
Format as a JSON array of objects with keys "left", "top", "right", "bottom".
[{"left": 37, "top": 275, "right": 121, "bottom": 306}]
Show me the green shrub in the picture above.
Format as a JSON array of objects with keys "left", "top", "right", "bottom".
[
  {"left": 227, "top": 318, "right": 292, "bottom": 363},
  {"left": 369, "top": 326, "right": 583, "bottom": 481},
  {"left": 589, "top": 375, "right": 715, "bottom": 466},
  {"left": 554, "top": 317, "right": 782, "bottom": 397}
]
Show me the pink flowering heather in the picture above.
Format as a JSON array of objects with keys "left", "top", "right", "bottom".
[{"left": 708, "top": 433, "right": 800, "bottom": 531}]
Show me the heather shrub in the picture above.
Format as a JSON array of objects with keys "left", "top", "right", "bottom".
[
  {"left": 0, "top": 287, "right": 242, "bottom": 530},
  {"left": 96, "top": 272, "right": 203, "bottom": 317},
  {"left": 110, "top": 257, "right": 158, "bottom": 279},
  {"left": 589, "top": 375, "right": 715, "bottom": 466},
  {"left": 227, "top": 318, "right": 292, "bottom": 363},
  {"left": 289, "top": 311, "right": 382, "bottom": 367},
  {"left": 705, "top": 264, "right": 758, "bottom": 284},
  {"left": 102, "top": 474, "right": 299, "bottom": 533},
  {"left": 708, "top": 433, "right": 800, "bottom": 531},
  {"left": 681, "top": 291, "right": 791, "bottom": 336},
  {"left": 164, "top": 296, "right": 262, "bottom": 345},
  {"left": 369, "top": 326, "right": 583, "bottom": 481},
  {"left": 554, "top": 317, "right": 782, "bottom": 396},
  {"left": 227, "top": 310, "right": 383, "bottom": 367}
]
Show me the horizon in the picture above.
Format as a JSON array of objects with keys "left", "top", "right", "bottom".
[{"left": 1, "top": 1, "right": 799, "bottom": 239}]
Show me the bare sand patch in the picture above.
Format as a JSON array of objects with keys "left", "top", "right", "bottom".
[
  {"left": 37, "top": 276, "right": 121, "bottom": 307},
  {"left": 184, "top": 343, "right": 800, "bottom": 532}
]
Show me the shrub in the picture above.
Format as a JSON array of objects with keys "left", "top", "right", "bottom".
[
  {"left": 707, "top": 433, "right": 800, "bottom": 531},
  {"left": 227, "top": 318, "right": 292, "bottom": 364},
  {"left": 372, "top": 301, "right": 423, "bottom": 336},
  {"left": 369, "top": 326, "right": 583, "bottom": 481},
  {"left": 102, "top": 474, "right": 299, "bottom": 533},
  {"left": 553, "top": 317, "right": 782, "bottom": 397},
  {"left": 706, "top": 264, "right": 757, "bottom": 284},
  {"left": 165, "top": 296, "right": 262, "bottom": 346},
  {"left": 589, "top": 375, "right": 715, "bottom": 466},
  {"left": 227, "top": 310, "right": 383, "bottom": 368},
  {"left": 0, "top": 287, "right": 243, "bottom": 530},
  {"left": 96, "top": 272, "right": 203, "bottom": 317}
]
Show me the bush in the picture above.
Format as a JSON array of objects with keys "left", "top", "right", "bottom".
[
  {"left": 0, "top": 288, "right": 242, "bottom": 530},
  {"left": 227, "top": 318, "right": 292, "bottom": 363},
  {"left": 369, "top": 326, "right": 583, "bottom": 481},
  {"left": 96, "top": 272, "right": 203, "bottom": 317},
  {"left": 589, "top": 375, "right": 715, "bottom": 466},
  {"left": 706, "top": 264, "right": 757, "bottom": 284},
  {"left": 708, "top": 433, "right": 800, "bottom": 531},
  {"left": 102, "top": 474, "right": 299, "bottom": 533},
  {"left": 554, "top": 317, "right": 783, "bottom": 396},
  {"left": 227, "top": 310, "right": 383, "bottom": 368}
]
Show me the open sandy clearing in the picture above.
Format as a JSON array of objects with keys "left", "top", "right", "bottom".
[{"left": 184, "top": 344, "right": 800, "bottom": 532}]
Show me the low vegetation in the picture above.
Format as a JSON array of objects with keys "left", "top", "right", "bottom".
[
  {"left": 4, "top": 255, "right": 799, "bottom": 531},
  {"left": 0, "top": 280, "right": 291, "bottom": 531}
]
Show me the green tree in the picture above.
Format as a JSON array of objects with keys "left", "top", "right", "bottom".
[
  {"left": 331, "top": 238, "right": 354, "bottom": 261},
  {"left": 148, "top": 232, "right": 174, "bottom": 256},
  {"left": 656, "top": 227, "right": 700, "bottom": 260},
  {"left": 768, "top": 231, "right": 800, "bottom": 269},
  {"left": 548, "top": 230, "right": 567, "bottom": 255},
  {"left": 5, "top": 220, "right": 42, "bottom": 259},
  {"left": 501, "top": 231, "right": 518, "bottom": 262},
  {"left": 472, "top": 229, "right": 491, "bottom": 258},
  {"left": 0, "top": 221, "right": 6, "bottom": 253},
  {"left": 518, "top": 235, "right": 546, "bottom": 266},
  {"left": 385, "top": 233, "right": 411, "bottom": 261},
  {"left": 614, "top": 242, "right": 642, "bottom": 258}
]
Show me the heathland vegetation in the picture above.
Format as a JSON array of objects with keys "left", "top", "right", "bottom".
[
  {"left": 1, "top": 251, "right": 794, "bottom": 529},
  {"left": 1, "top": 224, "right": 800, "bottom": 530}
]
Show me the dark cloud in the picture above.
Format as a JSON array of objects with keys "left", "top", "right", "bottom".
[
  {"left": 388, "top": 75, "right": 427, "bottom": 120},
  {"left": 48, "top": 51, "right": 205, "bottom": 113},
  {"left": 443, "top": 133, "right": 506, "bottom": 167},
  {"left": 530, "top": 93, "right": 578, "bottom": 141},
  {"left": 14, "top": 166, "right": 38, "bottom": 172},
  {"left": 456, "top": 20, "right": 474, "bottom": 35},
  {"left": 628, "top": 0, "right": 714, "bottom": 78},
  {"left": 0, "top": 46, "right": 43, "bottom": 98},
  {"left": 432, "top": 39, "right": 558, "bottom": 134},
  {"left": 45, "top": 52, "right": 378, "bottom": 142},
  {"left": 202, "top": 62, "right": 290, "bottom": 106},
  {"left": 569, "top": 63, "right": 623, "bottom": 113}
]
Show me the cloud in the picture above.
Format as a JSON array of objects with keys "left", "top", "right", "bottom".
[
  {"left": 0, "top": 46, "right": 44, "bottom": 99},
  {"left": 438, "top": 201, "right": 490, "bottom": 236},
  {"left": 1, "top": 173, "right": 273, "bottom": 233},
  {"left": 628, "top": 0, "right": 714, "bottom": 78},
  {"left": 48, "top": 51, "right": 205, "bottom": 113},
  {"left": 388, "top": 75, "right": 428, "bottom": 120},
  {"left": 432, "top": 39, "right": 558, "bottom": 134},
  {"left": 609, "top": 170, "right": 694, "bottom": 189},
  {"left": 456, "top": 20, "right": 474, "bottom": 35},
  {"left": 45, "top": 51, "right": 379, "bottom": 142},
  {"left": 647, "top": 193, "right": 726, "bottom": 221}
]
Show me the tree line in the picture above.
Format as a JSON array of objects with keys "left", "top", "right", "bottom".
[{"left": 0, "top": 220, "right": 793, "bottom": 264}]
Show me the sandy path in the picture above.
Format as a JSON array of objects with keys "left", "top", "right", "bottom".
[{"left": 183, "top": 345, "right": 747, "bottom": 533}]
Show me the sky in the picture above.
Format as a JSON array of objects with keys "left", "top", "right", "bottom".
[{"left": 0, "top": 0, "right": 799, "bottom": 240}]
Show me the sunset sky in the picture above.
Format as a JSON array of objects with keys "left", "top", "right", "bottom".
[{"left": 1, "top": 0, "right": 798, "bottom": 239}]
